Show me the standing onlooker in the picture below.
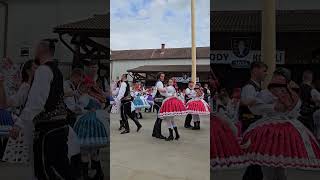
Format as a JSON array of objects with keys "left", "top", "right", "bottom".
[
  {"left": 312, "top": 80, "right": 320, "bottom": 141},
  {"left": 203, "top": 83, "right": 210, "bottom": 103},
  {"left": 299, "top": 70, "right": 317, "bottom": 132}
]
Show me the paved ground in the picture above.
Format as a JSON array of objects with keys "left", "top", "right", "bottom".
[
  {"left": 110, "top": 112, "right": 210, "bottom": 180},
  {"left": 212, "top": 168, "right": 320, "bottom": 180},
  {"left": 0, "top": 148, "right": 110, "bottom": 180}
]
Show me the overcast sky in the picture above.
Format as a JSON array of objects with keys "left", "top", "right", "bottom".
[
  {"left": 110, "top": 0, "right": 210, "bottom": 50},
  {"left": 212, "top": 0, "right": 320, "bottom": 10}
]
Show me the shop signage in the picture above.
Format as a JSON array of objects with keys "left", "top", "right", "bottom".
[
  {"left": 210, "top": 50, "right": 285, "bottom": 68},
  {"left": 173, "top": 76, "right": 199, "bottom": 83}
]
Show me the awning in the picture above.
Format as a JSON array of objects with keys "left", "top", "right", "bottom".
[{"left": 127, "top": 65, "right": 210, "bottom": 73}]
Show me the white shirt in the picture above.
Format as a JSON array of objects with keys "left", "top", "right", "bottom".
[
  {"left": 241, "top": 80, "right": 261, "bottom": 104},
  {"left": 185, "top": 87, "right": 196, "bottom": 99},
  {"left": 15, "top": 65, "right": 53, "bottom": 128},
  {"left": 164, "top": 86, "right": 176, "bottom": 97},
  {"left": 63, "top": 80, "right": 79, "bottom": 112},
  {"left": 156, "top": 81, "right": 166, "bottom": 96},
  {"left": 311, "top": 89, "right": 320, "bottom": 107},
  {"left": 116, "top": 81, "right": 127, "bottom": 101}
]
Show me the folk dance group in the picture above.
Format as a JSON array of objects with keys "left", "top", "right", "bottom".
[
  {"left": 110, "top": 72, "right": 210, "bottom": 141},
  {"left": 210, "top": 62, "right": 320, "bottom": 180},
  {"left": 0, "top": 39, "right": 109, "bottom": 180}
]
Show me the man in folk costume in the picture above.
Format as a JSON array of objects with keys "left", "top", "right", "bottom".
[
  {"left": 152, "top": 72, "right": 167, "bottom": 139},
  {"left": 240, "top": 62, "right": 268, "bottom": 180},
  {"left": 299, "top": 70, "right": 316, "bottom": 132},
  {"left": 9, "top": 39, "right": 72, "bottom": 179},
  {"left": 117, "top": 74, "right": 142, "bottom": 134},
  {"left": 184, "top": 81, "right": 196, "bottom": 128}
]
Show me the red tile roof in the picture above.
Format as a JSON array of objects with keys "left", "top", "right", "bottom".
[
  {"left": 111, "top": 47, "right": 209, "bottom": 60},
  {"left": 212, "top": 10, "right": 320, "bottom": 32}
]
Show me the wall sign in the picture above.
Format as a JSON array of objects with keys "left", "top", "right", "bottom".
[
  {"left": 210, "top": 50, "right": 285, "bottom": 68},
  {"left": 20, "top": 47, "right": 30, "bottom": 57},
  {"left": 173, "top": 76, "right": 199, "bottom": 83}
]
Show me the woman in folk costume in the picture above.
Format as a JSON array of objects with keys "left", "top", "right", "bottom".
[
  {"left": 312, "top": 80, "right": 320, "bottom": 141},
  {"left": 241, "top": 68, "right": 320, "bottom": 180},
  {"left": 73, "top": 77, "right": 108, "bottom": 180},
  {"left": 132, "top": 83, "right": 150, "bottom": 119},
  {"left": 228, "top": 88, "right": 242, "bottom": 139},
  {"left": 0, "top": 57, "right": 21, "bottom": 137},
  {"left": 111, "top": 80, "right": 121, "bottom": 114},
  {"left": 186, "top": 84, "right": 210, "bottom": 130},
  {"left": 210, "top": 74, "right": 247, "bottom": 170},
  {"left": 145, "top": 88, "right": 154, "bottom": 112},
  {"left": 158, "top": 79, "right": 187, "bottom": 141},
  {"left": 0, "top": 57, "right": 20, "bottom": 97},
  {"left": 0, "top": 60, "right": 36, "bottom": 163}
]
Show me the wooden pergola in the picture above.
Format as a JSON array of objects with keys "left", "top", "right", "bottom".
[
  {"left": 127, "top": 65, "right": 210, "bottom": 85},
  {"left": 53, "top": 14, "right": 109, "bottom": 72}
]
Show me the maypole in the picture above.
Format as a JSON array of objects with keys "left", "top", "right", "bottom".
[
  {"left": 191, "top": 0, "right": 197, "bottom": 84},
  {"left": 262, "top": 0, "right": 276, "bottom": 87}
]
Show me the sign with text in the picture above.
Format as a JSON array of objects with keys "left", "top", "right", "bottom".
[
  {"left": 210, "top": 50, "right": 285, "bottom": 68},
  {"left": 173, "top": 77, "right": 199, "bottom": 83}
]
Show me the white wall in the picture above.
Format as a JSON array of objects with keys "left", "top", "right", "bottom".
[
  {"left": 6, "top": 0, "right": 108, "bottom": 63},
  {"left": 0, "top": 3, "right": 5, "bottom": 59},
  {"left": 110, "top": 58, "right": 210, "bottom": 81}
]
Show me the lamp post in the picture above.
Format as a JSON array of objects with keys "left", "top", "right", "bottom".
[
  {"left": 191, "top": 0, "right": 197, "bottom": 84},
  {"left": 262, "top": 0, "right": 276, "bottom": 88}
]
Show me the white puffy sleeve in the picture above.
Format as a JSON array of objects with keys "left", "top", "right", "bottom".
[
  {"left": 248, "top": 90, "right": 276, "bottom": 116},
  {"left": 16, "top": 66, "right": 53, "bottom": 128},
  {"left": 7, "top": 82, "right": 30, "bottom": 107}
]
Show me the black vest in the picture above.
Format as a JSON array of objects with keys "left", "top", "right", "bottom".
[
  {"left": 155, "top": 80, "right": 165, "bottom": 99},
  {"left": 300, "top": 83, "right": 316, "bottom": 116},
  {"left": 121, "top": 81, "right": 132, "bottom": 102},
  {"left": 185, "top": 88, "right": 193, "bottom": 103},
  {"left": 33, "top": 61, "right": 67, "bottom": 124},
  {"left": 203, "top": 88, "right": 209, "bottom": 102},
  {"left": 239, "top": 80, "right": 262, "bottom": 121}
]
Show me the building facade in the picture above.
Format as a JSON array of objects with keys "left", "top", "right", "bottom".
[
  {"left": 110, "top": 45, "right": 210, "bottom": 83},
  {"left": 1, "top": 0, "right": 108, "bottom": 63},
  {"left": 211, "top": 10, "right": 320, "bottom": 88}
]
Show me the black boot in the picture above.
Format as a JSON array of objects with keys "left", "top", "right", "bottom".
[
  {"left": 118, "top": 120, "right": 124, "bottom": 131},
  {"left": 132, "top": 118, "right": 142, "bottom": 132},
  {"left": 166, "top": 128, "right": 174, "bottom": 141},
  {"left": 192, "top": 122, "right": 198, "bottom": 130},
  {"left": 81, "top": 162, "right": 89, "bottom": 180},
  {"left": 197, "top": 121, "right": 200, "bottom": 130},
  {"left": 91, "top": 160, "right": 104, "bottom": 180},
  {"left": 173, "top": 127, "right": 180, "bottom": 140},
  {"left": 139, "top": 112, "right": 143, "bottom": 119},
  {"left": 184, "top": 114, "right": 193, "bottom": 128},
  {"left": 120, "top": 129, "right": 130, "bottom": 134}
]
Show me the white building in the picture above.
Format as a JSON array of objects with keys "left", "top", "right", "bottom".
[
  {"left": 0, "top": 0, "right": 108, "bottom": 67},
  {"left": 110, "top": 44, "right": 210, "bottom": 83}
]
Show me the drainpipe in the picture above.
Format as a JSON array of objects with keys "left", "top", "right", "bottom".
[{"left": 0, "top": 1, "right": 8, "bottom": 58}]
